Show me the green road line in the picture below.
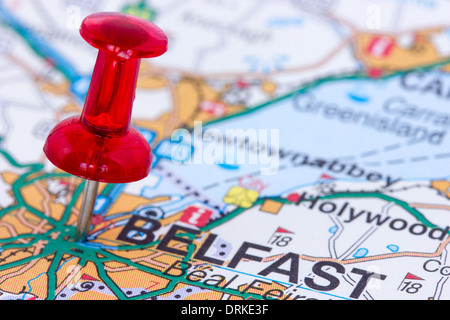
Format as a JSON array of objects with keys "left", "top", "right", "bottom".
[
  {"left": 46, "top": 250, "right": 64, "bottom": 300},
  {"left": 26, "top": 205, "right": 60, "bottom": 228},
  {"left": 1, "top": 55, "right": 450, "bottom": 299},
  {"left": 0, "top": 233, "right": 39, "bottom": 244},
  {"left": 322, "top": 192, "right": 438, "bottom": 229},
  {"left": 101, "top": 183, "right": 115, "bottom": 196},
  {"left": 202, "top": 199, "right": 265, "bottom": 232},
  {"left": 93, "top": 229, "right": 267, "bottom": 300},
  {"left": 201, "top": 59, "right": 450, "bottom": 129},
  {"left": 60, "top": 181, "right": 85, "bottom": 231},
  {"left": 0, "top": 150, "right": 43, "bottom": 171},
  {"left": 1, "top": 142, "right": 448, "bottom": 300},
  {"left": 21, "top": 173, "right": 73, "bottom": 187},
  {"left": 0, "top": 204, "right": 20, "bottom": 217},
  {"left": 122, "top": 238, "right": 266, "bottom": 301},
  {"left": 276, "top": 192, "right": 441, "bottom": 230},
  {"left": 76, "top": 258, "right": 88, "bottom": 269},
  {"left": 96, "top": 261, "right": 128, "bottom": 300}
]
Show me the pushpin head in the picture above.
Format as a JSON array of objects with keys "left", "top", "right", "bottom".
[
  {"left": 44, "top": 12, "right": 168, "bottom": 183},
  {"left": 80, "top": 12, "right": 168, "bottom": 59}
]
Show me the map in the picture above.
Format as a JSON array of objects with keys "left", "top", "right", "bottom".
[{"left": 1, "top": 0, "right": 450, "bottom": 301}]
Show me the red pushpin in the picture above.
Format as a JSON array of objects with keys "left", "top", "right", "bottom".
[{"left": 43, "top": 12, "right": 168, "bottom": 241}]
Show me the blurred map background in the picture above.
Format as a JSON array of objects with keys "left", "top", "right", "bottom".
[{"left": 1, "top": 0, "right": 450, "bottom": 300}]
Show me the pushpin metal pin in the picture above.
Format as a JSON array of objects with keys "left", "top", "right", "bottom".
[
  {"left": 75, "top": 180, "right": 99, "bottom": 241},
  {"left": 43, "top": 12, "right": 168, "bottom": 241}
]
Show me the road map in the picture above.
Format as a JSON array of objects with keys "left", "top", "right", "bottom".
[{"left": 1, "top": 0, "right": 450, "bottom": 301}]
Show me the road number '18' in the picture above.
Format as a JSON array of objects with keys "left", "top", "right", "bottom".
[
  {"left": 269, "top": 236, "right": 292, "bottom": 247},
  {"left": 399, "top": 282, "right": 422, "bottom": 294}
]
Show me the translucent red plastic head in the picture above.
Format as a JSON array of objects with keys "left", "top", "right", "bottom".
[{"left": 44, "top": 12, "right": 168, "bottom": 183}]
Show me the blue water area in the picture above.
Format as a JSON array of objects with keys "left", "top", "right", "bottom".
[
  {"left": 387, "top": 244, "right": 399, "bottom": 252},
  {"left": 0, "top": 1, "right": 89, "bottom": 101},
  {"left": 268, "top": 17, "right": 303, "bottom": 28},
  {"left": 347, "top": 91, "right": 370, "bottom": 103},
  {"left": 347, "top": 83, "right": 371, "bottom": 103},
  {"left": 93, "top": 195, "right": 110, "bottom": 215},
  {"left": 137, "top": 70, "right": 450, "bottom": 209},
  {"left": 353, "top": 248, "right": 369, "bottom": 258},
  {"left": 216, "top": 163, "right": 240, "bottom": 170},
  {"left": 70, "top": 75, "right": 91, "bottom": 102}
]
